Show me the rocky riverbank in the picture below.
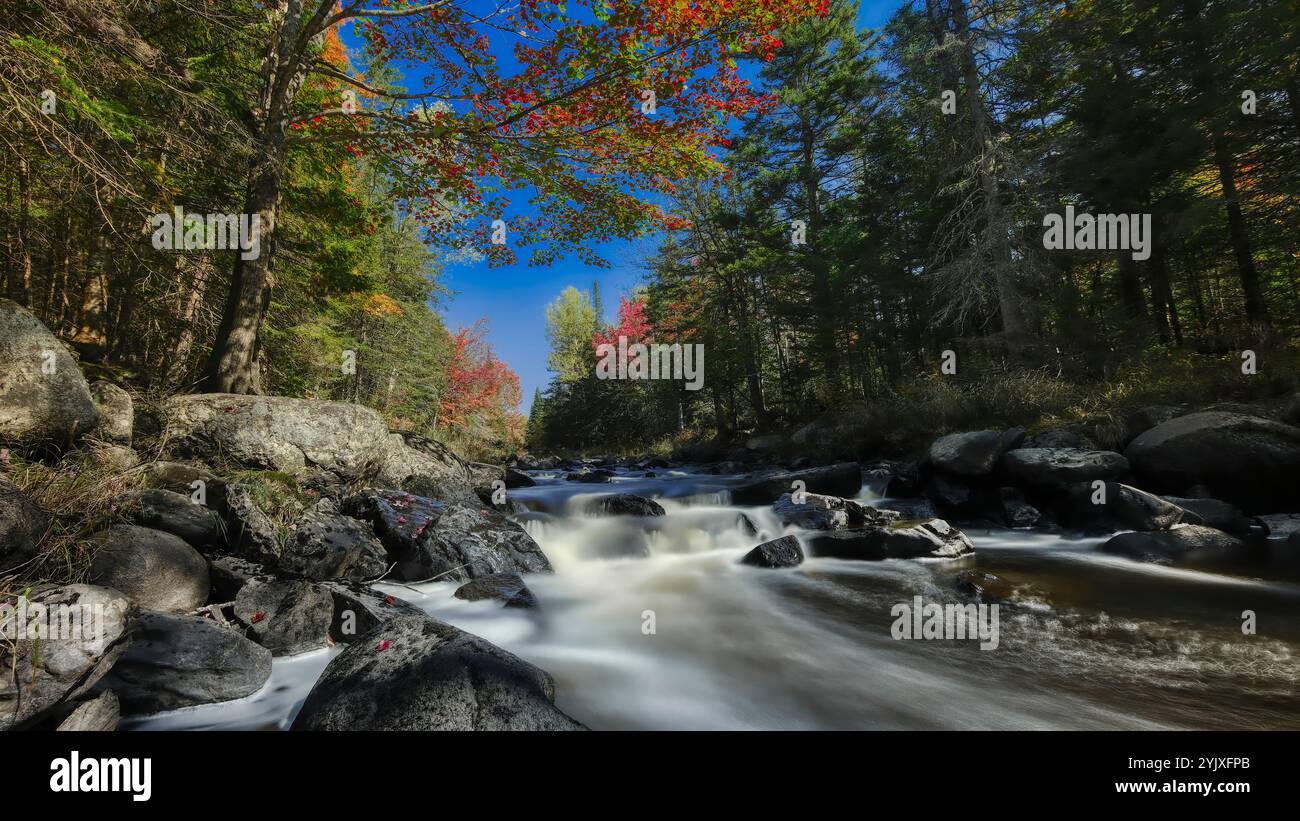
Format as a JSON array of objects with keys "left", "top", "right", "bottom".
[{"left": 4, "top": 297, "right": 1299, "bottom": 731}]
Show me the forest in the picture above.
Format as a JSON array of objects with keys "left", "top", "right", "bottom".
[{"left": 530, "top": 0, "right": 1300, "bottom": 455}]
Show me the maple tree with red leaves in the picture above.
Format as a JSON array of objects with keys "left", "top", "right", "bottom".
[
  {"left": 594, "top": 295, "right": 654, "bottom": 347},
  {"left": 204, "top": 0, "right": 829, "bottom": 394},
  {"left": 440, "top": 320, "right": 525, "bottom": 446}
]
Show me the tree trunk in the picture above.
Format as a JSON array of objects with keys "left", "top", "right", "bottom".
[{"left": 1211, "top": 133, "right": 1269, "bottom": 330}]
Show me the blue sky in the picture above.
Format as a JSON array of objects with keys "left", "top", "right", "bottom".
[{"left": 345, "top": 1, "right": 898, "bottom": 413}]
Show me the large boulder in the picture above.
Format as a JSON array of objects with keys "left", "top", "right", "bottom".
[
  {"left": 0, "top": 299, "right": 98, "bottom": 449},
  {"left": 208, "top": 554, "right": 274, "bottom": 601},
  {"left": 117, "top": 488, "right": 221, "bottom": 548},
  {"left": 89, "top": 381, "right": 133, "bottom": 446},
  {"left": 345, "top": 490, "right": 552, "bottom": 582},
  {"left": 1124, "top": 412, "right": 1300, "bottom": 512},
  {"left": 376, "top": 431, "right": 480, "bottom": 505},
  {"left": 928, "top": 430, "right": 1004, "bottom": 477},
  {"left": 504, "top": 467, "right": 536, "bottom": 488},
  {"left": 1124, "top": 405, "right": 1187, "bottom": 444},
  {"left": 731, "top": 462, "right": 862, "bottom": 505},
  {"left": 0, "top": 585, "right": 134, "bottom": 730},
  {"left": 234, "top": 578, "right": 332, "bottom": 656},
  {"left": 291, "top": 613, "right": 585, "bottom": 730},
  {"left": 1000, "top": 448, "right": 1128, "bottom": 490},
  {"left": 1057, "top": 482, "right": 1186, "bottom": 532},
  {"left": 1099, "top": 524, "right": 1245, "bottom": 566},
  {"left": 160, "top": 394, "right": 391, "bottom": 482},
  {"left": 277, "top": 506, "right": 388, "bottom": 582},
  {"left": 0, "top": 477, "right": 48, "bottom": 573},
  {"left": 453, "top": 572, "right": 539, "bottom": 609},
  {"left": 216, "top": 481, "right": 281, "bottom": 562},
  {"left": 88, "top": 525, "right": 209, "bottom": 613},
  {"left": 738, "top": 535, "right": 805, "bottom": 568},
  {"left": 807, "top": 518, "right": 974, "bottom": 561},
  {"left": 94, "top": 611, "right": 272, "bottom": 714},
  {"left": 1161, "top": 496, "right": 1252, "bottom": 537}
]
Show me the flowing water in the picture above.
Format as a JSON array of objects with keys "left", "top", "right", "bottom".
[{"left": 126, "top": 467, "right": 1300, "bottom": 731}]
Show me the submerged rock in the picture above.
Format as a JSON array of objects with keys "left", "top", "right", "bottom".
[
  {"left": 739, "top": 535, "right": 804, "bottom": 568},
  {"left": 454, "top": 572, "right": 539, "bottom": 608},
  {"left": 291, "top": 613, "right": 585, "bottom": 731},
  {"left": 589, "top": 493, "right": 665, "bottom": 517}
]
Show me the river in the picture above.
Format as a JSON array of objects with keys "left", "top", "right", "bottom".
[{"left": 125, "top": 465, "right": 1300, "bottom": 731}]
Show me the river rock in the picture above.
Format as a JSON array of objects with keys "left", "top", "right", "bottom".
[
  {"left": 345, "top": 489, "right": 552, "bottom": 582},
  {"left": 731, "top": 462, "right": 862, "bottom": 505},
  {"left": 566, "top": 468, "right": 613, "bottom": 483},
  {"left": 1099, "top": 525, "right": 1245, "bottom": 565},
  {"left": 88, "top": 525, "right": 209, "bottom": 613},
  {"left": 144, "top": 460, "right": 218, "bottom": 494},
  {"left": 277, "top": 507, "right": 388, "bottom": 581},
  {"left": 55, "top": 690, "right": 120, "bottom": 732},
  {"left": 590, "top": 493, "right": 665, "bottom": 517},
  {"left": 807, "top": 518, "right": 974, "bottom": 560},
  {"left": 1000, "top": 448, "right": 1128, "bottom": 489},
  {"left": 88, "top": 381, "right": 133, "bottom": 446},
  {"left": 0, "top": 584, "right": 134, "bottom": 730},
  {"left": 772, "top": 492, "right": 896, "bottom": 530},
  {"left": 454, "top": 572, "right": 539, "bottom": 608},
  {"left": 1057, "top": 482, "right": 1186, "bottom": 532},
  {"left": 0, "top": 478, "right": 47, "bottom": 573},
  {"left": 1124, "top": 411, "right": 1300, "bottom": 512},
  {"left": 291, "top": 613, "right": 585, "bottom": 730},
  {"left": 1000, "top": 488, "right": 1041, "bottom": 528},
  {"left": 320, "top": 580, "right": 423, "bottom": 644},
  {"left": 117, "top": 488, "right": 221, "bottom": 548},
  {"left": 928, "top": 430, "right": 1005, "bottom": 476},
  {"left": 739, "top": 535, "right": 804, "bottom": 568},
  {"left": 234, "top": 578, "right": 332, "bottom": 656},
  {"left": 1161, "top": 496, "right": 1251, "bottom": 536},
  {"left": 504, "top": 467, "right": 535, "bottom": 488},
  {"left": 208, "top": 554, "right": 274, "bottom": 601},
  {"left": 1124, "top": 405, "right": 1187, "bottom": 444},
  {"left": 95, "top": 610, "right": 272, "bottom": 713},
  {"left": 0, "top": 299, "right": 98, "bottom": 450}
]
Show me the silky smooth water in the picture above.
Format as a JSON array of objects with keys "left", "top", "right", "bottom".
[{"left": 126, "top": 468, "right": 1300, "bottom": 731}]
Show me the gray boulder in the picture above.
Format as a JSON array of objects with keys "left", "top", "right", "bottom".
[
  {"left": 319, "top": 580, "right": 423, "bottom": 644},
  {"left": 56, "top": 690, "right": 120, "bottom": 732},
  {"left": 217, "top": 482, "right": 281, "bottom": 562},
  {"left": 89, "top": 381, "right": 133, "bottom": 446},
  {"left": 277, "top": 507, "right": 388, "bottom": 581},
  {"left": 208, "top": 554, "right": 274, "bottom": 601},
  {"left": 0, "top": 477, "right": 47, "bottom": 573},
  {"left": 1058, "top": 482, "right": 1186, "bottom": 532},
  {"left": 117, "top": 488, "right": 221, "bottom": 548},
  {"left": 454, "top": 572, "right": 539, "bottom": 608},
  {"left": 377, "top": 431, "right": 480, "bottom": 505},
  {"left": 95, "top": 610, "right": 272, "bottom": 714},
  {"left": 88, "top": 525, "right": 209, "bottom": 613},
  {"left": 0, "top": 585, "right": 134, "bottom": 730},
  {"left": 234, "top": 578, "right": 332, "bottom": 656},
  {"left": 1000, "top": 448, "right": 1128, "bottom": 489},
  {"left": 1161, "top": 496, "right": 1251, "bottom": 536},
  {"left": 291, "top": 613, "right": 585, "bottom": 730},
  {"left": 0, "top": 299, "right": 98, "bottom": 449},
  {"left": 739, "top": 535, "right": 804, "bottom": 568},
  {"left": 1124, "top": 412, "right": 1300, "bottom": 511},
  {"left": 731, "top": 462, "right": 862, "bottom": 505},
  {"left": 1100, "top": 525, "right": 1245, "bottom": 566},
  {"left": 345, "top": 490, "right": 552, "bottom": 582},
  {"left": 504, "top": 467, "right": 536, "bottom": 488},
  {"left": 807, "top": 518, "right": 974, "bottom": 561},
  {"left": 928, "top": 430, "right": 1004, "bottom": 476}
]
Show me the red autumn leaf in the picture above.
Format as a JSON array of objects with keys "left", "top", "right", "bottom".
[
  {"left": 250, "top": 611, "right": 266, "bottom": 624},
  {"left": 377, "top": 639, "right": 392, "bottom": 652}
]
